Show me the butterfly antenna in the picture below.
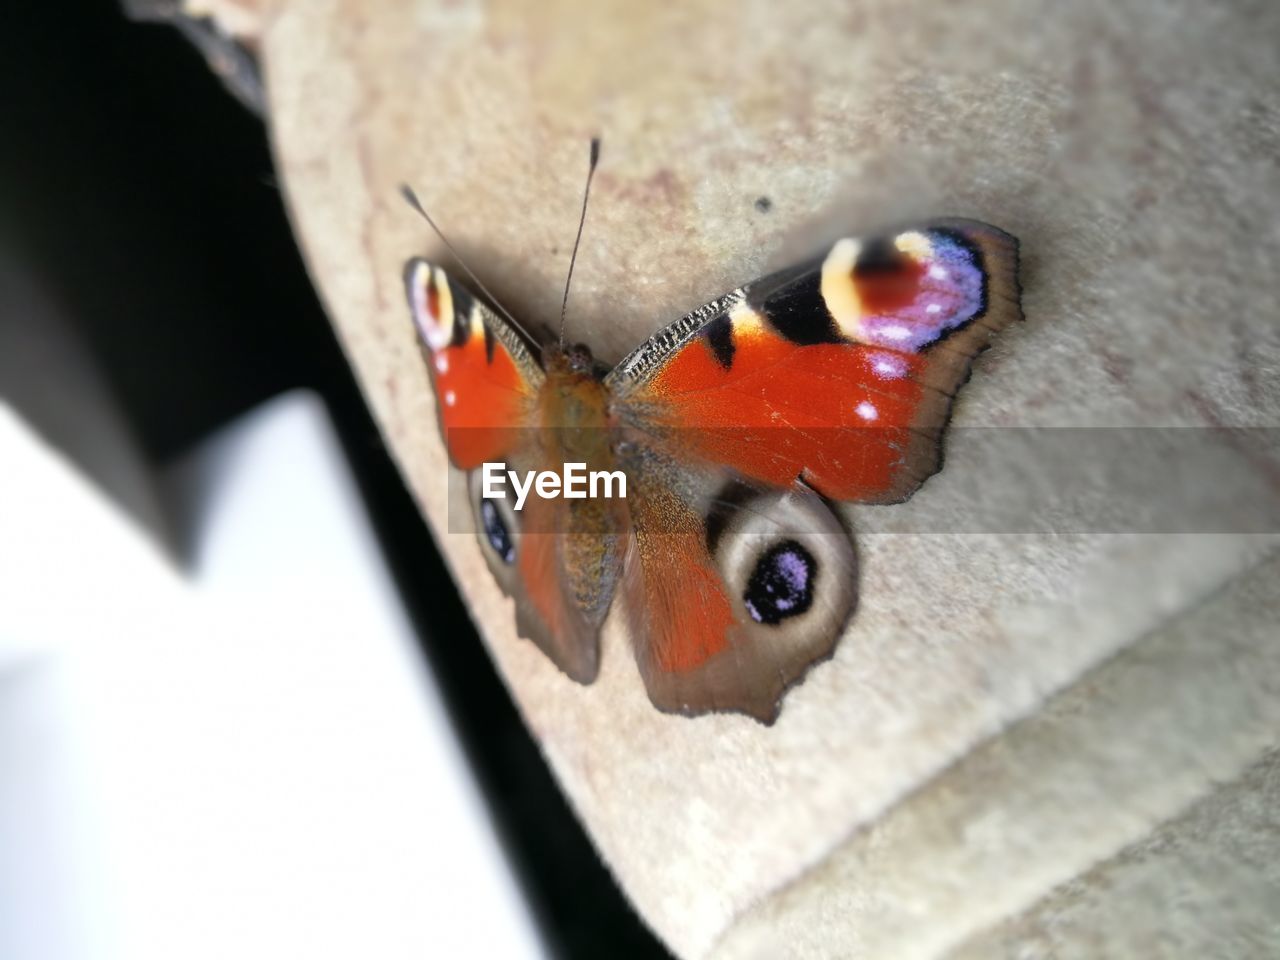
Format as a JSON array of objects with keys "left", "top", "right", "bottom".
[
  {"left": 559, "top": 137, "right": 601, "bottom": 348},
  {"left": 398, "top": 183, "right": 537, "bottom": 344}
]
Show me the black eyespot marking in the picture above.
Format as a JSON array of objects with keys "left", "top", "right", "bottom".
[
  {"left": 755, "top": 196, "right": 772, "bottom": 213},
  {"left": 480, "top": 499, "right": 515, "bottom": 564},
  {"left": 703, "top": 313, "right": 735, "bottom": 370},
  {"left": 483, "top": 323, "right": 496, "bottom": 363},
  {"left": 744, "top": 540, "right": 816, "bottom": 625}
]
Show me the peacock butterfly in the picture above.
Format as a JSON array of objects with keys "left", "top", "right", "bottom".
[{"left": 401, "top": 143, "right": 1021, "bottom": 724}]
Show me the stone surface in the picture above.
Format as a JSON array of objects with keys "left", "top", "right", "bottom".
[{"left": 196, "top": 1, "right": 1280, "bottom": 955}]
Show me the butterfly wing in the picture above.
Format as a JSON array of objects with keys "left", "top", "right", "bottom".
[
  {"left": 404, "top": 258, "right": 543, "bottom": 468},
  {"left": 607, "top": 220, "right": 1021, "bottom": 503},
  {"left": 617, "top": 444, "right": 857, "bottom": 723},
  {"left": 468, "top": 478, "right": 623, "bottom": 683},
  {"left": 609, "top": 221, "right": 1020, "bottom": 720},
  {"left": 405, "top": 258, "right": 621, "bottom": 682}
]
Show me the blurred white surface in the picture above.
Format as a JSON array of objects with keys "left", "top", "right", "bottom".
[{"left": 0, "top": 393, "right": 543, "bottom": 960}]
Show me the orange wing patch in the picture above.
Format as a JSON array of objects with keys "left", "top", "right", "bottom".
[
  {"left": 645, "top": 316, "right": 928, "bottom": 501},
  {"left": 632, "top": 531, "right": 734, "bottom": 674},
  {"left": 404, "top": 259, "right": 540, "bottom": 469}
]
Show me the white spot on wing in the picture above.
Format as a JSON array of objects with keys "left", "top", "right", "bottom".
[
  {"left": 855, "top": 401, "right": 878, "bottom": 421},
  {"left": 444, "top": 390, "right": 457, "bottom": 408},
  {"left": 928, "top": 265, "right": 949, "bottom": 280},
  {"left": 435, "top": 354, "right": 449, "bottom": 374},
  {"left": 871, "top": 353, "right": 907, "bottom": 378}
]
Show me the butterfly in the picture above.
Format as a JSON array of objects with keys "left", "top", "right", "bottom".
[{"left": 401, "top": 151, "right": 1021, "bottom": 724}]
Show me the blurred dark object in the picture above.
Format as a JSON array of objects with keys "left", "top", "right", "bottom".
[{"left": 123, "top": 0, "right": 265, "bottom": 114}]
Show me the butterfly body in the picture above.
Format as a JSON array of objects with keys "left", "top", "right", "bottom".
[
  {"left": 535, "top": 349, "right": 614, "bottom": 453},
  {"left": 405, "top": 219, "right": 1021, "bottom": 723}
]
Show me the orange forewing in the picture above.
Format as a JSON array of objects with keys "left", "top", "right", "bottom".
[
  {"left": 622, "top": 221, "right": 1021, "bottom": 506},
  {"left": 405, "top": 258, "right": 538, "bottom": 469},
  {"left": 644, "top": 330, "right": 926, "bottom": 501}
]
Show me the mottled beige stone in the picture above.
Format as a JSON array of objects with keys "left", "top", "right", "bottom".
[
  {"left": 711, "top": 551, "right": 1280, "bottom": 959},
  {"left": 200, "top": 1, "right": 1280, "bottom": 955},
  {"left": 949, "top": 744, "right": 1280, "bottom": 959}
]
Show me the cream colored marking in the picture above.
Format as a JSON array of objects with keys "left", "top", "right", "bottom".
[
  {"left": 469, "top": 301, "right": 485, "bottom": 340},
  {"left": 728, "top": 301, "right": 767, "bottom": 339},
  {"left": 894, "top": 230, "right": 934, "bottom": 261},
  {"left": 820, "top": 238, "right": 864, "bottom": 340}
]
